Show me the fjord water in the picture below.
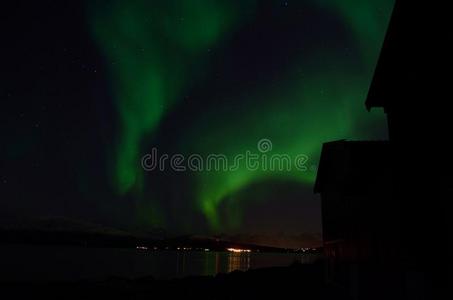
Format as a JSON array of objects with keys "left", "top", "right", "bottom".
[{"left": 0, "top": 245, "right": 319, "bottom": 282}]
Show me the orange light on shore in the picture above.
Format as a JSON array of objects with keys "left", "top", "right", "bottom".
[{"left": 227, "top": 248, "right": 251, "bottom": 253}]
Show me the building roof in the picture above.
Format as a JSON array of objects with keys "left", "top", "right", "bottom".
[{"left": 366, "top": 1, "right": 436, "bottom": 111}]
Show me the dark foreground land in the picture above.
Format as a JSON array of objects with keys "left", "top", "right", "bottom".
[{"left": 0, "top": 261, "right": 348, "bottom": 300}]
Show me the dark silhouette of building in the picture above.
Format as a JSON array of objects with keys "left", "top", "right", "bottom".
[
  {"left": 315, "top": 1, "right": 451, "bottom": 299},
  {"left": 315, "top": 141, "right": 401, "bottom": 298}
]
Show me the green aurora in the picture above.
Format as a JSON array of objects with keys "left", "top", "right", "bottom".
[{"left": 87, "top": 0, "right": 394, "bottom": 231}]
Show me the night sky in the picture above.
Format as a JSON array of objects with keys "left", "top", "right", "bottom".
[{"left": 1, "top": 1, "right": 394, "bottom": 243}]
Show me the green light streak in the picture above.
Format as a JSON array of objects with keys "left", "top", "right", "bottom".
[{"left": 87, "top": 0, "right": 394, "bottom": 231}]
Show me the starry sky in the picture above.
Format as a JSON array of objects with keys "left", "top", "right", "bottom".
[{"left": 1, "top": 0, "right": 394, "bottom": 241}]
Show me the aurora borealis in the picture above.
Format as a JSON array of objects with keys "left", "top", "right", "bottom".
[{"left": 2, "top": 0, "right": 394, "bottom": 239}]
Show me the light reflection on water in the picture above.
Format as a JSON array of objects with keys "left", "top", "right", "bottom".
[
  {"left": 0, "top": 245, "right": 319, "bottom": 282},
  {"left": 174, "top": 250, "right": 316, "bottom": 278},
  {"left": 174, "top": 251, "right": 252, "bottom": 276},
  {"left": 227, "top": 252, "right": 250, "bottom": 273}
]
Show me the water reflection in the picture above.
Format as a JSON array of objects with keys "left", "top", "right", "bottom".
[
  {"left": 0, "top": 245, "right": 320, "bottom": 281},
  {"left": 175, "top": 251, "right": 186, "bottom": 275},
  {"left": 227, "top": 252, "right": 251, "bottom": 273},
  {"left": 175, "top": 251, "right": 252, "bottom": 276}
]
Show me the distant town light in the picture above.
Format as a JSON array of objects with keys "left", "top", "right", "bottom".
[{"left": 227, "top": 248, "right": 251, "bottom": 253}]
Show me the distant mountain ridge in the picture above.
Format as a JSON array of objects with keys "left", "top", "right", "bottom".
[{"left": 0, "top": 217, "right": 321, "bottom": 251}]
